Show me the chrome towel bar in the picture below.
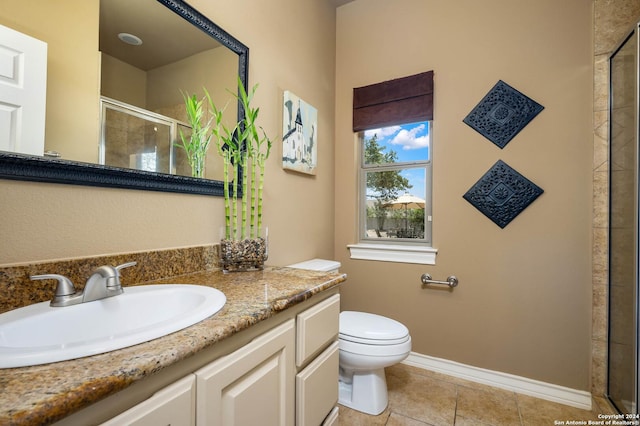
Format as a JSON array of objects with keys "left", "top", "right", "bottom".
[{"left": 421, "top": 274, "right": 459, "bottom": 289}]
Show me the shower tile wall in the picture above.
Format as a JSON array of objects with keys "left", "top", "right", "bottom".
[
  {"left": 592, "top": 0, "right": 640, "bottom": 397},
  {"left": 609, "top": 33, "right": 638, "bottom": 408}
]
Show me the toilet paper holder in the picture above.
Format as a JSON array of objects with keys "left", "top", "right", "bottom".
[{"left": 420, "top": 274, "right": 458, "bottom": 289}]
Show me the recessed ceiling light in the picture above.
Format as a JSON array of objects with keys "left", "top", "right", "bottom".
[{"left": 118, "top": 32, "right": 143, "bottom": 46}]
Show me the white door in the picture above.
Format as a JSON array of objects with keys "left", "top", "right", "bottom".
[{"left": 0, "top": 24, "right": 47, "bottom": 156}]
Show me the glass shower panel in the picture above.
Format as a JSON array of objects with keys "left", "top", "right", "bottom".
[
  {"left": 173, "top": 123, "right": 193, "bottom": 177},
  {"left": 102, "top": 104, "right": 173, "bottom": 174},
  {"left": 100, "top": 97, "right": 226, "bottom": 180},
  {"left": 608, "top": 25, "right": 639, "bottom": 415}
]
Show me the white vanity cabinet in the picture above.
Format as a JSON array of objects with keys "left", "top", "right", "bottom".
[
  {"left": 295, "top": 294, "right": 341, "bottom": 426},
  {"left": 194, "top": 294, "right": 340, "bottom": 426},
  {"left": 100, "top": 375, "right": 196, "bottom": 426},
  {"left": 196, "top": 319, "right": 296, "bottom": 426},
  {"left": 66, "top": 291, "right": 340, "bottom": 426}
]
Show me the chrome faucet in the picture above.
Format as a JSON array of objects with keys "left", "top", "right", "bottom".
[{"left": 31, "top": 261, "right": 137, "bottom": 307}]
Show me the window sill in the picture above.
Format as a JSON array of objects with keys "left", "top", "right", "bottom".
[{"left": 347, "top": 243, "right": 437, "bottom": 265}]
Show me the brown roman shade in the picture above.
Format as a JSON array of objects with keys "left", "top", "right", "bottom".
[{"left": 353, "top": 70, "right": 434, "bottom": 132}]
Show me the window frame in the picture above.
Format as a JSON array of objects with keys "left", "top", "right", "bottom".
[
  {"left": 358, "top": 122, "right": 433, "bottom": 246},
  {"left": 348, "top": 71, "right": 437, "bottom": 265},
  {"left": 348, "top": 121, "right": 436, "bottom": 266}
]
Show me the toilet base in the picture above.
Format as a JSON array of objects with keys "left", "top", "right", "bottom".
[{"left": 338, "top": 367, "right": 388, "bottom": 415}]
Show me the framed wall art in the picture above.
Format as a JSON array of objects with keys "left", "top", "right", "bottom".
[{"left": 282, "top": 90, "right": 318, "bottom": 175}]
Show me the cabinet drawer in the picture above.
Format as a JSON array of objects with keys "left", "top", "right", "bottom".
[
  {"left": 296, "top": 294, "right": 340, "bottom": 367},
  {"left": 295, "top": 341, "right": 339, "bottom": 426},
  {"left": 101, "top": 374, "right": 195, "bottom": 426}
]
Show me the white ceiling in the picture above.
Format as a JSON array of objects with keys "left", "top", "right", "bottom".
[
  {"left": 100, "top": 0, "right": 220, "bottom": 71},
  {"left": 100, "top": 0, "right": 353, "bottom": 71}
]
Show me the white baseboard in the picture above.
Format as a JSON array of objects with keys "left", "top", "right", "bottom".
[{"left": 403, "top": 352, "right": 592, "bottom": 410}]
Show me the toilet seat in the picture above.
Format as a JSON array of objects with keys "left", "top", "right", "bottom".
[
  {"left": 339, "top": 311, "right": 409, "bottom": 345},
  {"left": 339, "top": 333, "right": 410, "bottom": 345},
  {"left": 339, "top": 335, "right": 412, "bottom": 357}
]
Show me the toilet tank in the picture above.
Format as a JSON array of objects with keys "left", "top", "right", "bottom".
[{"left": 287, "top": 259, "right": 341, "bottom": 273}]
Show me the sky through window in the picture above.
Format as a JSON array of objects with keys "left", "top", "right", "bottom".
[{"left": 364, "top": 121, "right": 430, "bottom": 201}]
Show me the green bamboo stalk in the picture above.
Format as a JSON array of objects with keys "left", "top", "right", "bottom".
[
  {"left": 237, "top": 79, "right": 253, "bottom": 238},
  {"left": 204, "top": 88, "right": 238, "bottom": 239},
  {"left": 240, "top": 149, "right": 249, "bottom": 239},
  {"left": 222, "top": 153, "right": 231, "bottom": 238},
  {"left": 250, "top": 152, "right": 258, "bottom": 238},
  {"left": 257, "top": 156, "right": 265, "bottom": 233},
  {"left": 178, "top": 91, "right": 212, "bottom": 178},
  {"left": 237, "top": 78, "right": 264, "bottom": 238},
  {"left": 232, "top": 156, "right": 238, "bottom": 239},
  {"left": 256, "top": 129, "right": 272, "bottom": 232},
  {"left": 204, "top": 78, "right": 273, "bottom": 242},
  {"left": 246, "top": 113, "right": 258, "bottom": 239}
]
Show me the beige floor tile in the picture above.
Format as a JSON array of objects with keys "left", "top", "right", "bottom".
[
  {"left": 386, "top": 412, "right": 431, "bottom": 425},
  {"left": 386, "top": 365, "right": 457, "bottom": 426},
  {"left": 517, "top": 394, "right": 599, "bottom": 426},
  {"left": 338, "top": 364, "right": 617, "bottom": 426},
  {"left": 453, "top": 415, "right": 496, "bottom": 426},
  {"left": 592, "top": 396, "right": 619, "bottom": 415},
  {"left": 395, "top": 364, "right": 508, "bottom": 393},
  {"left": 338, "top": 404, "right": 390, "bottom": 426},
  {"left": 456, "top": 385, "right": 522, "bottom": 425},
  {"left": 394, "top": 363, "right": 474, "bottom": 387}
]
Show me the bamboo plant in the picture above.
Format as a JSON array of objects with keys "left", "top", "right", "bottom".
[
  {"left": 177, "top": 92, "right": 213, "bottom": 178},
  {"left": 206, "top": 77, "right": 273, "bottom": 244}
]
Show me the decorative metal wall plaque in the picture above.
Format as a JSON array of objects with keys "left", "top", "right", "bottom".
[
  {"left": 463, "top": 160, "right": 543, "bottom": 228},
  {"left": 463, "top": 80, "right": 544, "bottom": 149}
]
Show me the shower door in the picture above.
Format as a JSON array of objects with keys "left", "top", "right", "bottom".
[
  {"left": 99, "top": 97, "right": 192, "bottom": 177},
  {"left": 608, "top": 23, "right": 639, "bottom": 415}
]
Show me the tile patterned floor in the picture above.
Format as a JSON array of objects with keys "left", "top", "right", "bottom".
[{"left": 338, "top": 363, "right": 618, "bottom": 425}]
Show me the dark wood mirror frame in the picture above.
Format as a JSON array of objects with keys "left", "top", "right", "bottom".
[{"left": 0, "top": 0, "right": 248, "bottom": 196}]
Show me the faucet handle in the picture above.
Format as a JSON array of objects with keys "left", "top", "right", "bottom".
[
  {"left": 108, "top": 261, "right": 137, "bottom": 289},
  {"left": 115, "top": 261, "right": 137, "bottom": 274},
  {"left": 30, "top": 274, "right": 78, "bottom": 306}
]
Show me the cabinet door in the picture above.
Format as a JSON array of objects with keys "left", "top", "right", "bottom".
[
  {"left": 296, "top": 294, "right": 340, "bottom": 367},
  {"left": 196, "top": 319, "right": 295, "bottom": 426},
  {"left": 100, "top": 375, "right": 195, "bottom": 426},
  {"left": 296, "top": 341, "right": 339, "bottom": 426}
]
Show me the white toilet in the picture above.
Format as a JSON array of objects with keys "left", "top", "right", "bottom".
[
  {"left": 287, "top": 259, "right": 412, "bottom": 415},
  {"left": 338, "top": 311, "right": 411, "bottom": 414}
]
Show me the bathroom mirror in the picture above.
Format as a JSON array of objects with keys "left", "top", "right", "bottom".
[{"left": 0, "top": 0, "right": 248, "bottom": 196}]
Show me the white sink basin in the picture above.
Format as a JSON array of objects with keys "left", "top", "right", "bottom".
[{"left": 0, "top": 284, "right": 226, "bottom": 368}]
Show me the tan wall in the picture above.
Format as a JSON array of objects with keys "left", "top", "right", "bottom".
[
  {"left": 335, "top": 0, "right": 593, "bottom": 390},
  {"left": 0, "top": 0, "right": 336, "bottom": 266},
  {"left": 0, "top": 0, "right": 100, "bottom": 163},
  {"left": 146, "top": 46, "right": 237, "bottom": 112},
  {"left": 101, "top": 54, "right": 147, "bottom": 108}
]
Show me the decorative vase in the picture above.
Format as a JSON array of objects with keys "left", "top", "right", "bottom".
[{"left": 219, "top": 227, "right": 268, "bottom": 273}]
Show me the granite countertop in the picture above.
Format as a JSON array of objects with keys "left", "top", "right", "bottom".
[{"left": 0, "top": 266, "right": 346, "bottom": 425}]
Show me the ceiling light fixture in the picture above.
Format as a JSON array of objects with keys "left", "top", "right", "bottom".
[{"left": 118, "top": 32, "right": 143, "bottom": 46}]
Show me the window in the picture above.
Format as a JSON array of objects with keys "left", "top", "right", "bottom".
[
  {"left": 348, "top": 71, "right": 437, "bottom": 264},
  {"left": 360, "top": 121, "right": 431, "bottom": 244}
]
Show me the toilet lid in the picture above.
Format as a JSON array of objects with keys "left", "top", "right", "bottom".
[{"left": 339, "top": 311, "right": 409, "bottom": 344}]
